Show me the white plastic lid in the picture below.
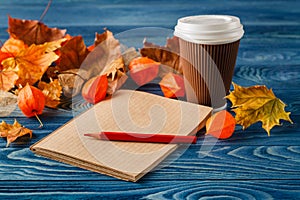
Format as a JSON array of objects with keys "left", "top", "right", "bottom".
[{"left": 174, "top": 15, "right": 244, "bottom": 44}]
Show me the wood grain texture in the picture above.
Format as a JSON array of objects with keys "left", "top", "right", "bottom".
[
  {"left": 1, "top": 143, "right": 300, "bottom": 180},
  {"left": 0, "top": 0, "right": 299, "bottom": 199},
  {"left": 0, "top": 180, "right": 299, "bottom": 199}
]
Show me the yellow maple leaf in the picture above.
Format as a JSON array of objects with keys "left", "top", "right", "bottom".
[
  {"left": 226, "top": 83, "right": 293, "bottom": 135},
  {"left": 38, "top": 79, "right": 62, "bottom": 108},
  {"left": 0, "top": 119, "right": 32, "bottom": 147},
  {"left": 1, "top": 39, "right": 64, "bottom": 86}
]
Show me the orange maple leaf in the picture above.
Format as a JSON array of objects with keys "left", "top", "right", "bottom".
[
  {"left": 0, "top": 71, "right": 18, "bottom": 91},
  {"left": 1, "top": 37, "right": 27, "bottom": 56},
  {"left": 1, "top": 39, "right": 64, "bottom": 86},
  {"left": 0, "top": 49, "right": 18, "bottom": 91},
  {"left": 0, "top": 119, "right": 32, "bottom": 147},
  {"left": 8, "top": 16, "right": 66, "bottom": 45}
]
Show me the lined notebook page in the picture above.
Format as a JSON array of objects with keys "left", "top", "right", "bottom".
[{"left": 30, "top": 90, "right": 212, "bottom": 182}]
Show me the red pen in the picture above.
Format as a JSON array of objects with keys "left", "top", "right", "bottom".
[{"left": 84, "top": 132, "right": 197, "bottom": 144}]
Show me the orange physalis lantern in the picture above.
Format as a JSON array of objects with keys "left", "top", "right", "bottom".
[
  {"left": 206, "top": 110, "right": 236, "bottom": 139},
  {"left": 81, "top": 75, "right": 108, "bottom": 104},
  {"left": 17, "top": 83, "right": 45, "bottom": 127},
  {"left": 129, "top": 57, "right": 160, "bottom": 86}
]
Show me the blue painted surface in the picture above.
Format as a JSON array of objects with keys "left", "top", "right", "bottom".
[{"left": 0, "top": 0, "right": 300, "bottom": 199}]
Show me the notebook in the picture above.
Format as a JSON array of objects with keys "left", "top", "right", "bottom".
[{"left": 30, "top": 90, "right": 212, "bottom": 182}]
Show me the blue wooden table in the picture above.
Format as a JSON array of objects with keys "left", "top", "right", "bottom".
[{"left": 0, "top": 0, "right": 299, "bottom": 199}]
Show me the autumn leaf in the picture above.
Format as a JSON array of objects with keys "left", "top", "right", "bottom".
[
  {"left": 94, "top": 29, "right": 120, "bottom": 49},
  {"left": 0, "top": 70, "right": 18, "bottom": 91},
  {"left": 107, "top": 70, "right": 128, "bottom": 95},
  {"left": 0, "top": 51, "right": 13, "bottom": 71},
  {"left": 1, "top": 49, "right": 18, "bottom": 91},
  {"left": 122, "top": 47, "right": 140, "bottom": 69},
  {"left": 101, "top": 57, "right": 125, "bottom": 81},
  {"left": 226, "top": 83, "right": 293, "bottom": 135},
  {"left": 79, "top": 30, "right": 124, "bottom": 95},
  {"left": 8, "top": 16, "right": 66, "bottom": 45},
  {"left": 58, "top": 69, "right": 89, "bottom": 98},
  {"left": 0, "top": 38, "right": 24, "bottom": 91},
  {"left": 44, "top": 38, "right": 67, "bottom": 53},
  {"left": 80, "top": 30, "right": 121, "bottom": 78},
  {"left": 47, "top": 36, "right": 89, "bottom": 79},
  {"left": 58, "top": 36, "right": 89, "bottom": 70},
  {"left": 0, "top": 119, "right": 32, "bottom": 147},
  {"left": 140, "top": 36, "right": 181, "bottom": 75},
  {"left": 38, "top": 79, "right": 62, "bottom": 108},
  {"left": 1, "top": 37, "right": 27, "bottom": 56},
  {"left": 2, "top": 39, "right": 63, "bottom": 86},
  {"left": 100, "top": 57, "right": 127, "bottom": 95}
]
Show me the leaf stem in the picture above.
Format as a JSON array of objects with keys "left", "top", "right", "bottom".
[
  {"left": 39, "top": 0, "right": 52, "bottom": 22},
  {"left": 34, "top": 113, "right": 44, "bottom": 128}
]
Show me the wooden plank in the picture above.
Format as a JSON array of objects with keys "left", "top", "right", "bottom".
[
  {"left": 1, "top": 143, "right": 300, "bottom": 181},
  {"left": 0, "top": 0, "right": 299, "bottom": 27},
  {"left": 0, "top": 180, "right": 299, "bottom": 199}
]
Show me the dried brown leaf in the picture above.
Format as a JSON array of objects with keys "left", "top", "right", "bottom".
[
  {"left": 0, "top": 119, "right": 32, "bottom": 147},
  {"left": 58, "top": 69, "right": 88, "bottom": 98},
  {"left": 8, "top": 16, "right": 66, "bottom": 45},
  {"left": 140, "top": 36, "right": 181, "bottom": 75},
  {"left": 47, "top": 36, "right": 89, "bottom": 80},
  {"left": 107, "top": 70, "right": 128, "bottom": 95}
]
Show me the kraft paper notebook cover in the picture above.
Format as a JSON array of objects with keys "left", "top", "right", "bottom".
[{"left": 30, "top": 90, "right": 212, "bottom": 182}]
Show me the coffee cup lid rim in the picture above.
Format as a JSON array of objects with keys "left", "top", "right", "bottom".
[
  {"left": 174, "top": 15, "right": 244, "bottom": 44},
  {"left": 177, "top": 15, "right": 241, "bottom": 30}
]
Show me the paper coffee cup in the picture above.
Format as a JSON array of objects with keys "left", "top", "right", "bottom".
[{"left": 174, "top": 15, "right": 244, "bottom": 109}]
